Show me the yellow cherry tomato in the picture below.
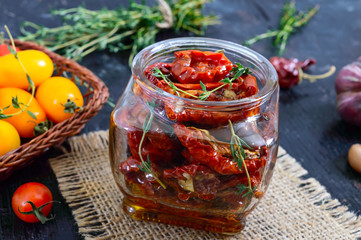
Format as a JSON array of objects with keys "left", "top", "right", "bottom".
[
  {"left": 0, "top": 50, "right": 54, "bottom": 89},
  {"left": 36, "top": 76, "right": 84, "bottom": 123},
  {"left": 0, "top": 120, "right": 20, "bottom": 156},
  {"left": 0, "top": 88, "right": 46, "bottom": 138}
]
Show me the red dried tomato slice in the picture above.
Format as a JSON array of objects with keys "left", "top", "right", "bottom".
[
  {"left": 163, "top": 164, "right": 220, "bottom": 201},
  {"left": 170, "top": 50, "right": 233, "bottom": 84},
  {"left": 173, "top": 123, "right": 267, "bottom": 175},
  {"left": 144, "top": 62, "right": 172, "bottom": 85},
  {"left": 164, "top": 103, "right": 259, "bottom": 128}
]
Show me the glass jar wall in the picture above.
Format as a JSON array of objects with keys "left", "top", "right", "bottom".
[{"left": 109, "top": 38, "right": 279, "bottom": 234}]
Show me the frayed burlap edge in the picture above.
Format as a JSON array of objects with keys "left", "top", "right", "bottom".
[
  {"left": 275, "top": 148, "right": 361, "bottom": 239},
  {"left": 50, "top": 130, "right": 361, "bottom": 239}
]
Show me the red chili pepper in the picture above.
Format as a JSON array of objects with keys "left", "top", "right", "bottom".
[
  {"left": 270, "top": 56, "right": 316, "bottom": 88},
  {"left": 171, "top": 50, "right": 233, "bottom": 84}
]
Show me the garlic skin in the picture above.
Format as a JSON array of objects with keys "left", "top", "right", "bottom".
[
  {"left": 336, "top": 92, "right": 361, "bottom": 127},
  {"left": 348, "top": 144, "right": 361, "bottom": 174},
  {"left": 335, "top": 57, "right": 361, "bottom": 127},
  {"left": 335, "top": 57, "right": 361, "bottom": 94}
]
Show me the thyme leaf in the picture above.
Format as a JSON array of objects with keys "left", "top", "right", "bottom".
[
  {"left": 244, "top": 1, "right": 319, "bottom": 55},
  {"left": 12, "top": 96, "right": 22, "bottom": 109},
  {"left": 237, "top": 184, "right": 258, "bottom": 198},
  {"left": 27, "top": 110, "right": 37, "bottom": 120}
]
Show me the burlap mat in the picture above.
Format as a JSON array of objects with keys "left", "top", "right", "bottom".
[{"left": 49, "top": 131, "right": 361, "bottom": 240}]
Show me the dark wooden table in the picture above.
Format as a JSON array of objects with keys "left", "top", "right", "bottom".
[{"left": 1, "top": 0, "right": 360, "bottom": 239}]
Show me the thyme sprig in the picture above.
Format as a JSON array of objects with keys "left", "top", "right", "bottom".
[
  {"left": 152, "top": 63, "right": 250, "bottom": 101},
  {"left": 244, "top": 1, "right": 319, "bottom": 55},
  {"left": 152, "top": 68, "right": 199, "bottom": 98},
  {"left": 199, "top": 63, "right": 251, "bottom": 100},
  {"left": 137, "top": 98, "right": 166, "bottom": 189},
  {"left": 0, "top": 26, "right": 36, "bottom": 121},
  {"left": 229, "top": 120, "right": 256, "bottom": 198},
  {"left": 20, "top": 0, "right": 218, "bottom": 65}
]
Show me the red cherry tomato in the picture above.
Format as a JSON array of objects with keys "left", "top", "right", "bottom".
[
  {"left": 0, "top": 44, "right": 20, "bottom": 57},
  {"left": 12, "top": 182, "right": 53, "bottom": 223}
]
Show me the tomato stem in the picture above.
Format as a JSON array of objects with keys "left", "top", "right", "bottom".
[
  {"left": 34, "top": 119, "right": 54, "bottom": 136},
  {"left": 17, "top": 200, "right": 60, "bottom": 224},
  {"left": 62, "top": 99, "right": 83, "bottom": 114}
]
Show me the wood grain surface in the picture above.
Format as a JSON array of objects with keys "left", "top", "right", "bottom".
[{"left": 0, "top": 0, "right": 360, "bottom": 239}]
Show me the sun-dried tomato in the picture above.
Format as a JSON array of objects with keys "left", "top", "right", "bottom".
[
  {"left": 164, "top": 164, "right": 220, "bottom": 201},
  {"left": 172, "top": 74, "right": 258, "bottom": 99},
  {"left": 119, "top": 157, "right": 161, "bottom": 196},
  {"left": 116, "top": 103, "right": 181, "bottom": 166},
  {"left": 144, "top": 62, "right": 172, "bottom": 85},
  {"left": 173, "top": 123, "right": 266, "bottom": 175},
  {"left": 140, "top": 51, "right": 260, "bottom": 127},
  {"left": 270, "top": 57, "right": 316, "bottom": 88},
  {"left": 163, "top": 99, "right": 259, "bottom": 128},
  {"left": 218, "top": 172, "right": 261, "bottom": 192},
  {"left": 170, "top": 50, "right": 233, "bottom": 84}
]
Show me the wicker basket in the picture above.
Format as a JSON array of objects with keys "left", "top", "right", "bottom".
[{"left": 0, "top": 39, "right": 109, "bottom": 181}]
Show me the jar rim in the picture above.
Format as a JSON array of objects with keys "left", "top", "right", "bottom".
[{"left": 131, "top": 37, "right": 278, "bottom": 107}]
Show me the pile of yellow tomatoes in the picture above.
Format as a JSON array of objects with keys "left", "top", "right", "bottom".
[{"left": 0, "top": 47, "right": 83, "bottom": 156}]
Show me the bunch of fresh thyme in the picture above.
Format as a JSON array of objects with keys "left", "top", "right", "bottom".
[
  {"left": 152, "top": 62, "right": 251, "bottom": 101},
  {"left": 229, "top": 120, "right": 257, "bottom": 197},
  {"left": 244, "top": 1, "right": 319, "bottom": 55},
  {"left": 19, "top": 0, "right": 218, "bottom": 65}
]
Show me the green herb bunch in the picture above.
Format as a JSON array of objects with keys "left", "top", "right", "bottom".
[
  {"left": 20, "top": 0, "right": 218, "bottom": 65},
  {"left": 244, "top": 1, "right": 319, "bottom": 55}
]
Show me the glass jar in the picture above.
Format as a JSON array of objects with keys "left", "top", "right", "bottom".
[{"left": 109, "top": 37, "right": 279, "bottom": 234}]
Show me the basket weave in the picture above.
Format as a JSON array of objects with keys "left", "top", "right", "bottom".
[{"left": 0, "top": 39, "right": 109, "bottom": 181}]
